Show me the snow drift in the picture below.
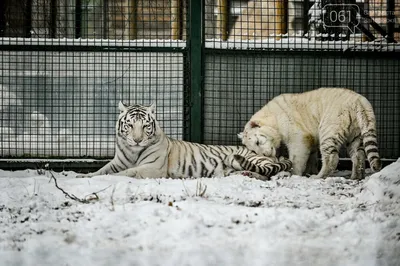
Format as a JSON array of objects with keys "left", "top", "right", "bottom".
[{"left": 0, "top": 160, "right": 399, "bottom": 266}]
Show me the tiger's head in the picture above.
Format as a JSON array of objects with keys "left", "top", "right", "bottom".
[
  {"left": 238, "top": 120, "right": 281, "bottom": 157},
  {"left": 116, "top": 101, "right": 162, "bottom": 147}
]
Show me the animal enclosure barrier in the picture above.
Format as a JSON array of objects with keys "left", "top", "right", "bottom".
[{"left": 0, "top": 0, "right": 399, "bottom": 170}]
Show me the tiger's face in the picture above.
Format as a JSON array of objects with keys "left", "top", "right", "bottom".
[
  {"left": 238, "top": 130, "right": 277, "bottom": 157},
  {"left": 117, "top": 102, "right": 159, "bottom": 147},
  {"left": 238, "top": 121, "right": 281, "bottom": 157}
]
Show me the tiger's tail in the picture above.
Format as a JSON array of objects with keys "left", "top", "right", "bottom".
[
  {"left": 355, "top": 98, "right": 382, "bottom": 172},
  {"left": 233, "top": 155, "right": 292, "bottom": 180}
]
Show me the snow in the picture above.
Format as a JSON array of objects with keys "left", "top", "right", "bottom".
[{"left": 1, "top": 160, "right": 400, "bottom": 266}]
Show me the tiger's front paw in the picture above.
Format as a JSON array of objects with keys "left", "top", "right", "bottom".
[
  {"left": 271, "top": 171, "right": 292, "bottom": 180},
  {"left": 309, "top": 174, "right": 326, "bottom": 179},
  {"left": 236, "top": 171, "right": 269, "bottom": 181},
  {"left": 114, "top": 169, "right": 138, "bottom": 178}
]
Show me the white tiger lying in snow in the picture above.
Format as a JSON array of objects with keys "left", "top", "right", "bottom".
[
  {"left": 76, "top": 102, "right": 292, "bottom": 180},
  {"left": 239, "top": 88, "right": 382, "bottom": 180}
]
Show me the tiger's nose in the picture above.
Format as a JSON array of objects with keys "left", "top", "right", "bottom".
[{"left": 132, "top": 137, "right": 143, "bottom": 143}]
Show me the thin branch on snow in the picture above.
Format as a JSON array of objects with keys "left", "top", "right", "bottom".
[
  {"left": 109, "top": 185, "right": 116, "bottom": 211},
  {"left": 196, "top": 180, "right": 207, "bottom": 197},
  {"left": 48, "top": 171, "right": 111, "bottom": 204},
  {"left": 181, "top": 179, "right": 191, "bottom": 196},
  {"left": 181, "top": 179, "right": 207, "bottom": 198}
]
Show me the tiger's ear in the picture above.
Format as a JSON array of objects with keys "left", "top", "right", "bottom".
[
  {"left": 118, "top": 101, "right": 128, "bottom": 112},
  {"left": 149, "top": 102, "right": 156, "bottom": 114},
  {"left": 237, "top": 132, "right": 244, "bottom": 139},
  {"left": 249, "top": 121, "right": 260, "bottom": 128}
]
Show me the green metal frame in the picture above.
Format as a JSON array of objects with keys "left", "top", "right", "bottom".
[{"left": 188, "top": 0, "right": 204, "bottom": 143}]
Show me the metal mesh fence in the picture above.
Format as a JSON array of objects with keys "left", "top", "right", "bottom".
[
  {"left": 0, "top": 0, "right": 187, "bottom": 40},
  {"left": 205, "top": 0, "right": 400, "bottom": 44},
  {"left": 0, "top": 0, "right": 187, "bottom": 160},
  {"left": 0, "top": 0, "right": 399, "bottom": 165},
  {"left": 203, "top": 52, "right": 400, "bottom": 159},
  {"left": 203, "top": 0, "right": 400, "bottom": 161}
]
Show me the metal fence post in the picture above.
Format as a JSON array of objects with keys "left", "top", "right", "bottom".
[
  {"left": 188, "top": 0, "right": 204, "bottom": 143},
  {"left": 24, "top": 0, "right": 32, "bottom": 38},
  {"left": 0, "top": 0, "right": 5, "bottom": 37},
  {"left": 387, "top": 0, "right": 395, "bottom": 43},
  {"left": 75, "top": 0, "right": 82, "bottom": 38}
]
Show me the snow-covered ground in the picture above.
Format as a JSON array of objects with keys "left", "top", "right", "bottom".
[{"left": 1, "top": 161, "right": 399, "bottom": 266}]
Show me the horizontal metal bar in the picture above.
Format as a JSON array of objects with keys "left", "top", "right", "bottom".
[
  {"left": 204, "top": 40, "right": 400, "bottom": 52},
  {"left": 204, "top": 48, "right": 400, "bottom": 59},
  {"left": 0, "top": 44, "right": 186, "bottom": 53},
  {"left": 0, "top": 159, "right": 109, "bottom": 173}
]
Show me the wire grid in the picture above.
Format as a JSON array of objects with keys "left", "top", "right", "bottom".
[
  {"left": 0, "top": 0, "right": 187, "bottom": 40},
  {"left": 0, "top": 0, "right": 186, "bottom": 158},
  {"left": 203, "top": 0, "right": 400, "bottom": 160},
  {"left": 205, "top": 0, "right": 400, "bottom": 46}
]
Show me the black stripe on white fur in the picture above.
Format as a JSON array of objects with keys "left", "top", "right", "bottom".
[{"left": 232, "top": 154, "right": 292, "bottom": 179}]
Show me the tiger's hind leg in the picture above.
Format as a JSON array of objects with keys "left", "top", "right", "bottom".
[
  {"left": 287, "top": 141, "right": 311, "bottom": 176},
  {"left": 314, "top": 135, "right": 344, "bottom": 179},
  {"left": 347, "top": 136, "right": 366, "bottom": 180},
  {"left": 230, "top": 154, "right": 293, "bottom": 181}
]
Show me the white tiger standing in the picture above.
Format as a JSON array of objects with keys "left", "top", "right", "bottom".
[
  {"left": 76, "top": 102, "right": 292, "bottom": 180},
  {"left": 239, "top": 87, "right": 382, "bottom": 179}
]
